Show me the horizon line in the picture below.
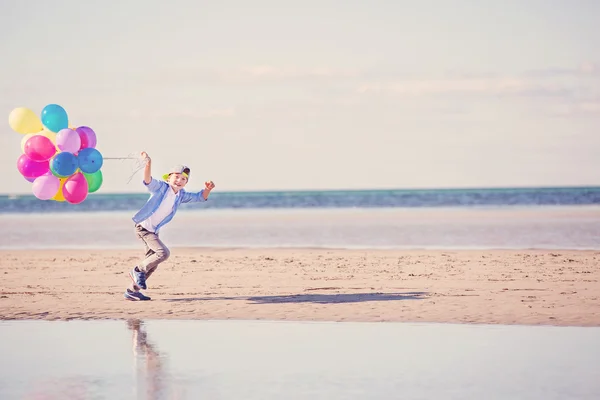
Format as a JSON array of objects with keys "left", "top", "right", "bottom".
[{"left": 3, "top": 184, "right": 600, "bottom": 197}]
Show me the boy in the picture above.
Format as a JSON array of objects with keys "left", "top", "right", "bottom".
[{"left": 124, "top": 151, "right": 215, "bottom": 301}]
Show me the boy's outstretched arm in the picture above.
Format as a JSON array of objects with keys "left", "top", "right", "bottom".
[
  {"left": 181, "top": 181, "right": 216, "bottom": 203},
  {"left": 141, "top": 151, "right": 152, "bottom": 184},
  {"left": 202, "top": 180, "right": 215, "bottom": 200},
  {"left": 140, "top": 151, "right": 162, "bottom": 193}
]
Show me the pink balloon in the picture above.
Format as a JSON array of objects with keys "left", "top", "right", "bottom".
[
  {"left": 75, "top": 126, "right": 97, "bottom": 150},
  {"left": 24, "top": 135, "right": 56, "bottom": 162},
  {"left": 62, "top": 172, "right": 89, "bottom": 204},
  {"left": 32, "top": 174, "right": 61, "bottom": 200},
  {"left": 56, "top": 128, "right": 81, "bottom": 153},
  {"left": 17, "top": 154, "right": 50, "bottom": 178}
]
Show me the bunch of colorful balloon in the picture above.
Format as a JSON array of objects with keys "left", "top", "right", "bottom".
[{"left": 8, "top": 104, "right": 104, "bottom": 204}]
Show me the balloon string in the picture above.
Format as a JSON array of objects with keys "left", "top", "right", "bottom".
[
  {"left": 125, "top": 164, "right": 145, "bottom": 184},
  {"left": 102, "top": 153, "right": 146, "bottom": 184}
]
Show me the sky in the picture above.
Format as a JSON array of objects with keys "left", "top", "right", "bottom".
[{"left": 1, "top": 0, "right": 599, "bottom": 194}]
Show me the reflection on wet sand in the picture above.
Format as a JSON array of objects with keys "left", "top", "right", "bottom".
[
  {"left": 128, "top": 319, "right": 177, "bottom": 400},
  {"left": 20, "top": 320, "right": 173, "bottom": 400},
  {"left": 2, "top": 319, "right": 598, "bottom": 400},
  {"left": 22, "top": 379, "right": 90, "bottom": 400}
]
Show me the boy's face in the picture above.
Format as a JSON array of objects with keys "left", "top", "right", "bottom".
[{"left": 168, "top": 173, "right": 188, "bottom": 192}]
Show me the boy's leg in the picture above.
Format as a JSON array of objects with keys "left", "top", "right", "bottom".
[
  {"left": 130, "top": 225, "right": 170, "bottom": 289},
  {"left": 138, "top": 233, "right": 170, "bottom": 279},
  {"left": 132, "top": 241, "right": 154, "bottom": 289}
]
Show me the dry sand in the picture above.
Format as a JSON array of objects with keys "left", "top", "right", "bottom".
[{"left": 0, "top": 248, "right": 598, "bottom": 326}]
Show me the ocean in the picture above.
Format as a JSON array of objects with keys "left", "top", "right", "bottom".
[
  {"left": 3, "top": 186, "right": 600, "bottom": 213},
  {"left": 2, "top": 186, "right": 600, "bottom": 250}
]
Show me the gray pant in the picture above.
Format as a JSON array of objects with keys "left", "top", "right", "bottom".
[{"left": 135, "top": 224, "right": 170, "bottom": 280}]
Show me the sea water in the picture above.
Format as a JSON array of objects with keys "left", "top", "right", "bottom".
[
  {"left": 2, "top": 205, "right": 600, "bottom": 250},
  {"left": 2, "top": 187, "right": 600, "bottom": 250}
]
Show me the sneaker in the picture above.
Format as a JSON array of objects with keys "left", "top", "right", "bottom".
[
  {"left": 129, "top": 267, "right": 147, "bottom": 290},
  {"left": 124, "top": 289, "right": 140, "bottom": 301},
  {"left": 124, "top": 288, "right": 151, "bottom": 301},
  {"left": 133, "top": 291, "right": 151, "bottom": 301}
]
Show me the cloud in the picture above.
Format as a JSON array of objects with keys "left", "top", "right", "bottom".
[
  {"left": 128, "top": 65, "right": 361, "bottom": 88},
  {"left": 356, "top": 77, "right": 565, "bottom": 96},
  {"left": 579, "top": 102, "right": 600, "bottom": 112},
  {"left": 552, "top": 101, "right": 600, "bottom": 116},
  {"left": 129, "top": 108, "right": 236, "bottom": 119},
  {"left": 356, "top": 62, "right": 600, "bottom": 98},
  {"left": 522, "top": 62, "right": 599, "bottom": 78},
  {"left": 218, "top": 65, "right": 360, "bottom": 83},
  {"left": 199, "top": 108, "right": 235, "bottom": 118}
]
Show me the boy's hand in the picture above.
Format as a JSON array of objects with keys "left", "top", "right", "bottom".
[
  {"left": 140, "top": 151, "right": 151, "bottom": 165},
  {"left": 205, "top": 181, "right": 215, "bottom": 191}
]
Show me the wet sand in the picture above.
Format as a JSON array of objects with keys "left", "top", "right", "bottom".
[{"left": 0, "top": 248, "right": 598, "bottom": 326}]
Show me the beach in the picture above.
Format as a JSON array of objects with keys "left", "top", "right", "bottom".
[{"left": 1, "top": 247, "right": 598, "bottom": 326}]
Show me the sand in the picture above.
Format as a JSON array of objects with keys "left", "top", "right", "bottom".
[{"left": 0, "top": 248, "right": 598, "bottom": 326}]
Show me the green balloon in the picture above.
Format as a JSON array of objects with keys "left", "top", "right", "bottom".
[{"left": 83, "top": 170, "right": 103, "bottom": 193}]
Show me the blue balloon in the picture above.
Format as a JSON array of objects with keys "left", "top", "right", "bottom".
[
  {"left": 41, "top": 104, "right": 69, "bottom": 133},
  {"left": 51, "top": 152, "right": 78, "bottom": 178},
  {"left": 78, "top": 147, "right": 103, "bottom": 174}
]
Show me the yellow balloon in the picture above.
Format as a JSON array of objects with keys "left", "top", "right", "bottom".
[
  {"left": 8, "top": 107, "right": 43, "bottom": 134},
  {"left": 52, "top": 178, "right": 67, "bottom": 202}
]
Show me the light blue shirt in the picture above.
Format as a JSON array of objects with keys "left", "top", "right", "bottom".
[{"left": 132, "top": 178, "right": 207, "bottom": 233}]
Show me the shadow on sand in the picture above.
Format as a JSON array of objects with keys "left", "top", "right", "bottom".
[{"left": 164, "top": 291, "right": 428, "bottom": 304}]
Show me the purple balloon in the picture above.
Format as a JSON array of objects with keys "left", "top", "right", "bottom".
[{"left": 75, "top": 126, "right": 97, "bottom": 150}]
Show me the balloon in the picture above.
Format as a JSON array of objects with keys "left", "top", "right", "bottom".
[
  {"left": 32, "top": 174, "right": 61, "bottom": 200},
  {"left": 20, "top": 133, "right": 36, "bottom": 153},
  {"left": 56, "top": 128, "right": 81, "bottom": 153},
  {"left": 78, "top": 147, "right": 103, "bottom": 173},
  {"left": 41, "top": 104, "right": 68, "bottom": 133},
  {"left": 24, "top": 135, "right": 56, "bottom": 162},
  {"left": 10, "top": 104, "right": 100, "bottom": 205},
  {"left": 62, "top": 172, "right": 88, "bottom": 204},
  {"left": 8, "top": 107, "right": 44, "bottom": 134},
  {"left": 83, "top": 170, "right": 103, "bottom": 193},
  {"left": 76, "top": 126, "right": 97, "bottom": 149},
  {"left": 21, "top": 129, "right": 58, "bottom": 155},
  {"left": 17, "top": 154, "right": 49, "bottom": 178},
  {"left": 41, "top": 129, "right": 57, "bottom": 146},
  {"left": 53, "top": 178, "right": 67, "bottom": 202},
  {"left": 50, "top": 152, "right": 78, "bottom": 177}
]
